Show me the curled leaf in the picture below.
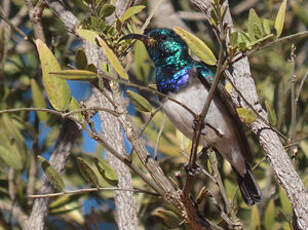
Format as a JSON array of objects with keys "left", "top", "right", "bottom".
[
  {"left": 50, "top": 70, "right": 97, "bottom": 81},
  {"left": 127, "top": 90, "right": 152, "bottom": 112},
  {"left": 75, "top": 49, "right": 88, "bottom": 70},
  {"left": 94, "top": 159, "right": 118, "bottom": 186},
  {"left": 77, "top": 157, "right": 100, "bottom": 187},
  {"left": 151, "top": 208, "right": 181, "bottom": 228},
  {"left": 275, "top": 0, "right": 287, "bottom": 37},
  {"left": 38, "top": 156, "right": 64, "bottom": 191}
]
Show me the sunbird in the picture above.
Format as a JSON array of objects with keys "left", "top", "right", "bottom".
[{"left": 121, "top": 28, "right": 262, "bottom": 205}]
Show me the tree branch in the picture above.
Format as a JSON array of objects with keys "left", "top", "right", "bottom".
[
  {"left": 191, "top": 1, "right": 308, "bottom": 229},
  {"left": 26, "top": 119, "right": 80, "bottom": 230}
]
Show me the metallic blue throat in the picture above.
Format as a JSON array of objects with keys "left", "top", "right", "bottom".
[
  {"left": 156, "top": 63, "right": 214, "bottom": 94},
  {"left": 156, "top": 66, "right": 191, "bottom": 94}
]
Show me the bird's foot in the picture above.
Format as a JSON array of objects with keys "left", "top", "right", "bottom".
[
  {"left": 192, "top": 119, "right": 207, "bottom": 135},
  {"left": 184, "top": 162, "right": 201, "bottom": 177}
]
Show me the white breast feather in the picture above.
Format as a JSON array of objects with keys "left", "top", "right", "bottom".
[{"left": 162, "top": 81, "right": 246, "bottom": 172}]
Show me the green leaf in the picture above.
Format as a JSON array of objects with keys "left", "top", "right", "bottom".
[
  {"left": 248, "top": 9, "right": 264, "bottom": 41},
  {"left": 77, "top": 28, "right": 99, "bottom": 45},
  {"left": 151, "top": 208, "right": 181, "bottom": 228},
  {"left": 96, "top": 36, "right": 129, "bottom": 80},
  {"left": 38, "top": 156, "right": 64, "bottom": 191},
  {"left": 237, "top": 31, "right": 251, "bottom": 50},
  {"left": 100, "top": 4, "right": 115, "bottom": 18},
  {"left": 126, "top": 90, "right": 152, "bottom": 112},
  {"left": 250, "top": 205, "right": 260, "bottom": 230},
  {"left": 50, "top": 70, "right": 97, "bottom": 81},
  {"left": 264, "top": 199, "right": 275, "bottom": 230},
  {"left": 229, "top": 32, "right": 238, "bottom": 47},
  {"left": 75, "top": 49, "right": 88, "bottom": 70},
  {"left": 0, "top": 145, "right": 23, "bottom": 170},
  {"left": 77, "top": 157, "right": 100, "bottom": 187},
  {"left": 94, "top": 159, "right": 118, "bottom": 186},
  {"left": 134, "top": 41, "right": 151, "bottom": 83},
  {"left": 265, "top": 100, "right": 277, "bottom": 126},
  {"left": 35, "top": 39, "right": 71, "bottom": 111},
  {"left": 236, "top": 108, "right": 257, "bottom": 123},
  {"left": 279, "top": 186, "right": 292, "bottom": 216},
  {"left": 69, "top": 97, "right": 83, "bottom": 123},
  {"left": 262, "top": 19, "right": 273, "bottom": 35},
  {"left": 275, "top": 0, "right": 287, "bottom": 37},
  {"left": 120, "top": 5, "right": 146, "bottom": 23},
  {"left": 173, "top": 26, "right": 217, "bottom": 66},
  {"left": 31, "top": 79, "right": 48, "bottom": 122}
]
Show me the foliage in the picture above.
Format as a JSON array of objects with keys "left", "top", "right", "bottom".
[{"left": 0, "top": 0, "right": 307, "bottom": 229}]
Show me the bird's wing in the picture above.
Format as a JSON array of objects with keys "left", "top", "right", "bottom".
[{"left": 190, "top": 66, "right": 253, "bottom": 163}]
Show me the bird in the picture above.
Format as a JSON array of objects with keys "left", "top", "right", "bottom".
[{"left": 121, "top": 28, "right": 262, "bottom": 205}]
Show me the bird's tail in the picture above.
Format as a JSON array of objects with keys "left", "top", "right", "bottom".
[{"left": 234, "top": 166, "right": 263, "bottom": 206}]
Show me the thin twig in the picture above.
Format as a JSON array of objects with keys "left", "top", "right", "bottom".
[
  {"left": 224, "top": 72, "right": 288, "bottom": 141},
  {"left": 295, "top": 69, "right": 308, "bottom": 103},
  {"left": 0, "top": 8, "right": 31, "bottom": 41},
  {"left": 83, "top": 119, "right": 163, "bottom": 194},
  {"left": 27, "top": 186, "right": 159, "bottom": 199},
  {"left": 0, "top": 107, "right": 120, "bottom": 118},
  {"left": 289, "top": 44, "right": 298, "bottom": 158},
  {"left": 154, "top": 113, "right": 166, "bottom": 160},
  {"left": 141, "top": 0, "right": 164, "bottom": 32},
  {"left": 98, "top": 73, "right": 197, "bottom": 117}
]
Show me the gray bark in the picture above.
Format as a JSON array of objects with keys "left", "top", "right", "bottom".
[
  {"left": 190, "top": 1, "right": 308, "bottom": 229},
  {"left": 26, "top": 120, "right": 80, "bottom": 230}
]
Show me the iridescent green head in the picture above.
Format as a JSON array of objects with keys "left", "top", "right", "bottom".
[{"left": 121, "top": 28, "right": 190, "bottom": 68}]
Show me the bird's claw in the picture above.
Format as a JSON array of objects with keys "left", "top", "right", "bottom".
[{"left": 184, "top": 162, "right": 201, "bottom": 176}]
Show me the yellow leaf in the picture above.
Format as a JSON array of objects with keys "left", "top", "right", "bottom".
[
  {"left": 96, "top": 36, "right": 129, "bottom": 80},
  {"left": 50, "top": 70, "right": 97, "bottom": 81},
  {"left": 31, "top": 79, "right": 48, "bottom": 122},
  {"left": 250, "top": 205, "right": 261, "bottom": 230},
  {"left": 76, "top": 28, "right": 99, "bottom": 45},
  {"left": 126, "top": 90, "right": 152, "bottom": 112},
  {"left": 225, "top": 83, "right": 232, "bottom": 93},
  {"left": 120, "top": 5, "right": 146, "bottom": 23},
  {"left": 173, "top": 26, "right": 217, "bottom": 66},
  {"left": 275, "top": 0, "right": 287, "bottom": 37},
  {"left": 236, "top": 108, "right": 257, "bottom": 123},
  {"left": 35, "top": 39, "right": 70, "bottom": 111}
]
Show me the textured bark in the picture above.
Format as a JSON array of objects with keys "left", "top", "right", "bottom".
[
  {"left": 26, "top": 120, "right": 80, "bottom": 230},
  {"left": 0, "top": 201, "right": 28, "bottom": 229},
  {"left": 190, "top": 1, "right": 308, "bottom": 229},
  {"left": 84, "top": 44, "right": 139, "bottom": 230},
  {"left": 148, "top": 0, "right": 190, "bottom": 30},
  {"left": 43, "top": 1, "right": 139, "bottom": 229}
]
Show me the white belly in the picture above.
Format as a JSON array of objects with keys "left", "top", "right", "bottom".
[{"left": 162, "top": 81, "right": 245, "bottom": 170}]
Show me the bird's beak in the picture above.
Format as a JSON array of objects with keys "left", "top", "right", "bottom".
[{"left": 120, "top": 34, "right": 156, "bottom": 47}]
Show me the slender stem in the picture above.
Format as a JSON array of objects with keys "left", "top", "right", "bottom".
[
  {"left": 289, "top": 45, "right": 298, "bottom": 158},
  {"left": 83, "top": 122, "right": 163, "bottom": 194},
  {"left": 295, "top": 69, "right": 308, "bottom": 104},
  {"left": 97, "top": 73, "right": 197, "bottom": 118},
  {"left": 154, "top": 113, "right": 166, "bottom": 160},
  {"left": 141, "top": 0, "right": 164, "bottom": 32},
  {"left": 27, "top": 186, "right": 159, "bottom": 199},
  {"left": 0, "top": 8, "right": 31, "bottom": 41},
  {"left": 224, "top": 72, "right": 288, "bottom": 141}
]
